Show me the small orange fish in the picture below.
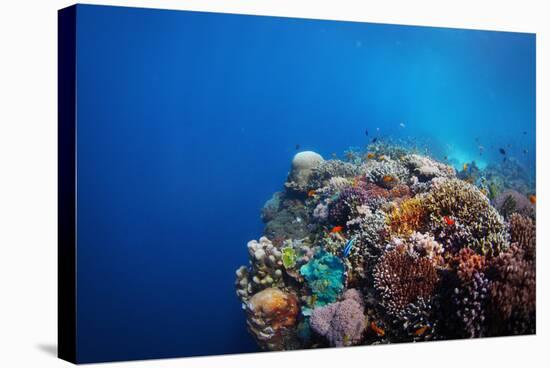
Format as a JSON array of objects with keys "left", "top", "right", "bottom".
[
  {"left": 382, "top": 175, "right": 395, "bottom": 183},
  {"left": 367, "top": 153, "right": 376, "bottom": 159},
  {"left": 307, "top": 189, "right": 317, "bottom": 197},
  {"left": 378, "top": 155, "right": 386, "bottom": 161},
  {"left": 443, "top": 216, "right": 455, "bottom": 226},
  {"left": 370, "top": 321, "right": 385, "bottom": 337},
  {"left": 529, "top": 195, "right": 536, "bottom": 204},
  {"left": 414, "top": 325, "right": 429, "bottom": 336},
  {"left": 330, "top": 226, "right": 343, "bottom": 233},
  {"left": 463, "top": 163, "right": 468, "bottom": 171}
]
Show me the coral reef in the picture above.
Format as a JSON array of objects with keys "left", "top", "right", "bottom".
[
  {"left": 488, "top": 244, "right": 536, "bottom": 334},
  {"left": 300, "top": 250, "right": 345, "bottom": 306},
  {"left": 424, "top": 179, "right": 508, "bottom": 256},
  {"left": 285, "top": 151, "right": 324, "bottom": 193},
  {"left": 402, "top": 154, "right": 456, "bottom": 182},
  {"left": 493, "top": 190, "right": 535, "bottom": 219},
  {"left": 386, "top": 197, "right": 427, "bottom": 237},
  {"left": 246, "top": 288, "right": 300, "bottom": 350},
  {"left": 310, "top": 289, "right": 366, "bottom": 346},
  {"left": 236, "top": 144, "right": 536, "bottom": 350},
  {"left": 373, "top": 246, "right": 439, "bottom": 318}
]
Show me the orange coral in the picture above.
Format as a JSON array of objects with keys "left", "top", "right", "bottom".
[
  {"left": 248, "top": 288, "right": 299, "bottom": 330},
  {"left": 387, "top": 197, "right": 427, "bottom": 237},
  {"left": 452, "top": 248, "right": 486, "bottom": 282}
]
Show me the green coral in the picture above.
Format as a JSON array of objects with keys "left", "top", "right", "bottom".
[
  {"left": 281, "top": 246, "right": 297, "bottom": 269},
  {"left": 300, "top": 250, "right": 345, "bottom": 306}
]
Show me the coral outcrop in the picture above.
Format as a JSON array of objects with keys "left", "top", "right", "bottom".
[{"left": 236, "top": 143, "right": 536, "bottom": 350}]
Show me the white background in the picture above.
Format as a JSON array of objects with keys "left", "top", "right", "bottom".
[{"left": 0, "top": 0, "right": 548, "bottom": 366}]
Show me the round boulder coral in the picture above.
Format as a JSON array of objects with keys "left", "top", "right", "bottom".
[
  {"left": 246, "top": 288, "right": 300, "bottom": 350},
  {"left": 285, "top": 151, "right": 324, "bottom": 192}
]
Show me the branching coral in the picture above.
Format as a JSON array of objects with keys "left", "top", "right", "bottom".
[
  {"left": 424, "top": 179, "right": 508, "bottom": 256},
  {"left": 508, "top": 213, "right": 536, "bottom": 259},
  {"left": 373, "top": 246, "right": 439, "bottom": 318},
  {"left": 488, "top": 244, "right": 535, "bottom": 334},
  {"left": 307, "top": 160, "right": 361, "bottom": 189},
  {"left": 450, "top": 248, "right": 489, "bottom": 338},
  {"left": 388, "top": 232, "right": 444, "bottom": 267},
  {"left": 386, "top": 197, "right": 427, "bottom": 237},
  {"left": 328, "top": 186, "right": 371, "bottom": 226},
  {"left": 310, "top": 289, "right": 366, "bottom": 347},
  {"left": 362, "top": 157, "right": 409, "bottom": 189}
]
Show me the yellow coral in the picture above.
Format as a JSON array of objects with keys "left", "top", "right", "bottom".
[{"left": 387, "top": 197, "right": 427, "bottom": 237}]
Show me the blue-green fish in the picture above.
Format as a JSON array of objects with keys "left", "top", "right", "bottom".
[{"left": 343, "top": 237, "right": 357, "bottom": 257}]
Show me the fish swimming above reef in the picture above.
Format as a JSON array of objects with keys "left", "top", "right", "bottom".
[
  {"left": 399, "top": 122, "right": 406, "bottom": 128},
  {"left": 295, "top": 144, "right": 300, "bottom": 150},
  {"left": 330, "top": 226, "right": 344, "bottom": 233},
  {"left": 382, "top": 175, "right": 395, "bottom": 183},
  {"left": 463, "top": 163, "right": 468, "bottom": 171},
  {"left": 365, "top": 129, "right": 369, "bottom": 136},
  {"left": 372, "top": 137, "right": 378, "bottom": 143},
  {"left": 342, "top": 237, "right": 357, "bottom": 257},
  {"left": 499, "top": 148, "right": 506, "bottom": 155}
]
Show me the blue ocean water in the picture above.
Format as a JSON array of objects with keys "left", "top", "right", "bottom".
[{"left": 73, "top": 5, "right": 535, "bottom": 362}]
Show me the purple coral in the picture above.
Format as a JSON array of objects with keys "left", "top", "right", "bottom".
[
  {"left": 310, "top": 289, "right": 366, "bottom": 347},
  {"left": 493, "top": 190, "right": 535, "bottom": 219},
  {"left": 328, "top": 186, "right": 371, "bottom": 225}
]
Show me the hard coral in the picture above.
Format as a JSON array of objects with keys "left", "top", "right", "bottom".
[
  {"left": 246, "top": 288, "right": 300, "bottom": 350},
  {"left": 489, "top": 244, "right": 535, "bottom": 333},
  {"left": 424, "top": 179, "right": 508, "bottom": 256},
  {"left": 373, "top": 247, "right": 439, "bottom": 318},
  {"left": 285, "top": 151, "right": 324, "bottom": 193},
  {"left": 386, "top": 197, "right": 427, "bottom": 237},
  {"left": 508, "top": 213, "right": 535, "bottom": 260},
  {"left": 328, "top": 186, "right": 371, "bottom": 226}
]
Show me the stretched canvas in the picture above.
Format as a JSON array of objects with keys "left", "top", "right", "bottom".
[{"left": 58, "top": 4, "right": 536, "bottom": 364}]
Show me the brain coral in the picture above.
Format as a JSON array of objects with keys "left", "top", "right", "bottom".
[
  {"left": 285, "top": 151, "right": 324, "bottom": 193},
  {"left": 424, "top": 179, "right": 508, "bottom": 256}
]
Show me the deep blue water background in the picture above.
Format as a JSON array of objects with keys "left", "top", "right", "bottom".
[{"left": 74, "top": 4, "right": 535, "bottom": 362}]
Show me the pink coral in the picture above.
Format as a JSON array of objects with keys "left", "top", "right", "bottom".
[{"left": 310, "top": 289, "right": 366, "bottom": 347}]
